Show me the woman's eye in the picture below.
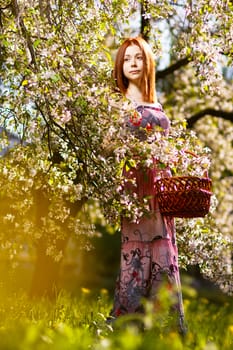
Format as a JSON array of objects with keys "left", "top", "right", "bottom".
[{"left": 123, "top": 55, "right": 143, "bottom": 62}]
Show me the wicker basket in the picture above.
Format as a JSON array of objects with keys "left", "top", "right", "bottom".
[{"left": 155, "top": 176, "right": 212, "bottom": 218}]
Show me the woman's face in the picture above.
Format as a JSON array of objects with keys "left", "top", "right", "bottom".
[{"left": 123, "top": 44, "right": 143, "bottom": 84}]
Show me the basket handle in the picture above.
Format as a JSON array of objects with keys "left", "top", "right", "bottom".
[
  {"left": 184, "top": 150, "right": 198, "bottom": 158},
  {"left": 184, "top": 150, "right": 209, "bottom": 178}
]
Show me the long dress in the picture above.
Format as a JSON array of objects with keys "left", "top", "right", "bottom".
[{"left": 111, "top": 103, "right": 185, "bottom": 332}]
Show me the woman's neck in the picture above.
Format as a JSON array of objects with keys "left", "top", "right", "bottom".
[
  {"left": 126, "top": 83, "right": 144, "bottom": 103},
  {"left": 126, "top": 83, "right": 157, "bottom": 104}
]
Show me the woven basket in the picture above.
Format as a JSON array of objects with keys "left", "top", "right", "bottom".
[{"left": 155, "top": 176, "right": 212, "bottom": 218}]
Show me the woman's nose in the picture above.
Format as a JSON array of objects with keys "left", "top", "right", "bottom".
[{"left": 131, "top": 58, "right": 137, "bottom": 66}]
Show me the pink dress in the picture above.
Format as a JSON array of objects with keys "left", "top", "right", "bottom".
[{"left": 111, "top": 103, "right": 185, "bottom": 331}]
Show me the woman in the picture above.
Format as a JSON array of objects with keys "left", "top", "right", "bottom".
[{"left": 110, "top": 36, "right": 186, "bottom": 333}]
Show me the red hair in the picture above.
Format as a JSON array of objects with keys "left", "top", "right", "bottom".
[{"left": 113, "top": 36, "right": 156, "bottom": 103}]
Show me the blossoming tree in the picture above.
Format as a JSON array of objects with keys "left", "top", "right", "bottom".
[{"left": 0, "top": 0, "right": 232, "bottom": 296}]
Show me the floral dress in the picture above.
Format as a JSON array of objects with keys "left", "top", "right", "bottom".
[{"left": 111, "top": 103, "right": 185, "bottom": 332}]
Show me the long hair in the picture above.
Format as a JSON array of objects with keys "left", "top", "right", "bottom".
[{"left": 113, "top": 36, "right": 156, "bottom": 103}]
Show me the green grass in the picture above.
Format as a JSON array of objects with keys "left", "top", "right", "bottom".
[{"left": 0, "top": 288, "right": 232, "bottom": 350}]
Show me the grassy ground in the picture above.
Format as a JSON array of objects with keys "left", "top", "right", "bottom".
[{"left": 0, "top": 286, "right": 232, "bottom": 350}]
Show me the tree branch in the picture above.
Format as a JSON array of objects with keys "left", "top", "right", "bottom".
[
  {"left": 140, "top": 0, "right": 151, "bottom": 42},
  {"left": 186, "top": 108, "right": 233, "bottom": 128},
  {"left": 156, "top": 56, "right": 191, "bottom": 80},
  {"left": 10, "top": 0, "right": 37, "bottom": 68}
]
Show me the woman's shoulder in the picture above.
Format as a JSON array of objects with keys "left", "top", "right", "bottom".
[
  {"left": 137, "top": 102, "right": 163, "bottom": 111},
  {"left": 109, "top": 93, "right": 132, "bottom": 112}
]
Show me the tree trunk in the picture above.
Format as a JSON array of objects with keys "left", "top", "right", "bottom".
[
  {"left": 30, "top": 188, "right": 68, "bottom": 299},
  {"left": 30, "top": 188, "right": 85, "bottom": 298},
  {"left": 30, "top": 237, "right": 68, "bottom": 299}
]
